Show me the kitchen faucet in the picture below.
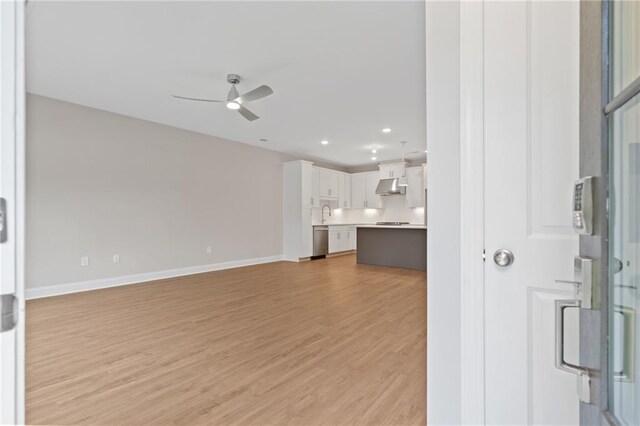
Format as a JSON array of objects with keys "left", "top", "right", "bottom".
[{"left": 321, "top": 204, "right": 332, "bottom": 224}]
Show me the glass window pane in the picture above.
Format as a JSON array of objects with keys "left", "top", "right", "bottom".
[
  {"left": 611, "top": 0, "right": 640, "bottom": 96},
  {"left": 609, "top": 93, "right": 640, "bottom": 425}
]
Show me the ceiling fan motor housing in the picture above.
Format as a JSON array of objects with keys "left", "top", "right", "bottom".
[
  {"left": 227, "top": 74, "right": 241, "bottom": 84},
  {"left": 226, "top": 74, "right": 241, "bottom": 101}
]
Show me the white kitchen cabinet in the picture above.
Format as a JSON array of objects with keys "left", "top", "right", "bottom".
[
  {"left": 351, "top": 171, "right": 381, "bottom": 209},
  {"left": 347, "top": 226, "right": 357, "bottom": 250},
  {"left": 283, "top": 160, "right": 314, "bottom": 261},
  {"left": 329, "top": 226, "right": 349, "bottom": 253},
  {"left": 338, "top": 173, "right": 351, "bottom": 209},
  {"left": 328, "top": 231, "right": 340, "bottom": 253},
  {"left": 365, "top": 171, "right": 382, "bottom": 208},
  {"left": 351, "top": 173, "right": 367, "bottom": 208},
  {"left": 329, "top": 225, "right": 356, "bottom": 253},
  {"left": 379, "top": 162, "right": 407, "bottom": 179},
  {"left": 405, "top": 166, "right": 425, "bottom": 208},
  {"left": 423, "top": 163, "right": 427, "bottom": 188},
  {"left": 329, "top": 225, "right": 354, "bottom": 253},
  {"left": 319, "top": 168, "right": 339, "bottom": 198},
  {"left": 311, "top": 167, "right": 320, "bottom": 207}
]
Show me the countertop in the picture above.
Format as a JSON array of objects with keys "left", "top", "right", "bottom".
[
  {"left": 313, "top": 223, "right": 427, "bottom": 230},
  {"left": 356, "top": 224, "right": 427, "bottom": 230}
]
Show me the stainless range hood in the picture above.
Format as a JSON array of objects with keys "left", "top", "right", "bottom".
[{"left": 375, "top": 178, "right": 406, "bottom": 196}]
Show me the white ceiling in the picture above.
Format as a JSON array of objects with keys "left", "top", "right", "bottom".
[{"left": 26, "top": 1, "right": 426, "bottom": 167}]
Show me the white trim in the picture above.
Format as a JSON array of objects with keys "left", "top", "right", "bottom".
[
  {"left": 0, "top": 0, "right": 26, "bottom": 424},
  {"left": 459, "top": 0, "right": 486, "bottom": 423},
  {"left": 15, "top": 0, "right": 26, "bottom": 423},
  {"left": 26, "top": 255, "right": 284, "bottom": 300}
]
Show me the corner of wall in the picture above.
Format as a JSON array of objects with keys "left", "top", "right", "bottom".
[{"left": 425, "top": 0, "right": 462, "bottom": 424}]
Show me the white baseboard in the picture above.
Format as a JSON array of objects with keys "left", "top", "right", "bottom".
[{"left": 26, "top": 255, "right": 284, "bottom": 300}]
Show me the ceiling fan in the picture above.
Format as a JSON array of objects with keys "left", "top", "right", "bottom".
[{"left": 173, "top": 74, "right": 273, "bottom": 121}]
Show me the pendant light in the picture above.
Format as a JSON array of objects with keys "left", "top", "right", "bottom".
[{"left": 398, "top": 141, "right": 409, "bottom": 187}]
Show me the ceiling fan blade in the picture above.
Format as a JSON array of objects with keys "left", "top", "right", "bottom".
[
  {"left": 237, "top": 105, "right": 259, "bottom": 121},
  {"left": 173, "top": 95, "right": 224, "bottom": 103},
  {"left": 236, "top": 85, "right": 273, "bottom": 103}
]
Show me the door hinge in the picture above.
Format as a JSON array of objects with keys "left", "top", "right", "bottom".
[
  {"left": 482, "top": 249, "right": 486, "bottom": 261},
  {"left": 0, "top": 294, "right": 18, "bottom": 332}
]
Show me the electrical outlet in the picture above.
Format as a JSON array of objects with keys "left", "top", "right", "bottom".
[
  {"left": 113, "top": 254, "right": 120, "bottom": 263},
  {"left": 206, "top": 246, "right": 212, "bottom": 254},
  {"left": 80, "top": 256, "right": 90, "bottom": 267}
]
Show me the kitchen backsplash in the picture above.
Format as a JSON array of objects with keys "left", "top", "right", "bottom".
[{"left": 312, "top": 194, "right": 425, "bottom": 225}]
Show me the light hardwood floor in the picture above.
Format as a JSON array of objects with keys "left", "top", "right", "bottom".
[{"left": 26, "top": 254, "right": 426, "bottom": 425}]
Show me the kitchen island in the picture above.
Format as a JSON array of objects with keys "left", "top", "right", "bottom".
[{"left": 356, "top": 225, "right": 427, "bottom": 271}]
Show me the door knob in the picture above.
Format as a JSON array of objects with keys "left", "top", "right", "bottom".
[{"left": 493, "top": 249, "right": 514, "bottom": 267}]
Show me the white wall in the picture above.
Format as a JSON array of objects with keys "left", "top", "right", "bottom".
[
  {"left": 26, "top": 95, "right": 297, "bottom": 294},
  {"left": 426, "top": 1, "right": 462, "bottom": 424}
]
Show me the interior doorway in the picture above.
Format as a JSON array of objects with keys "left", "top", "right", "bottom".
[{"left": 7, "top": 1, "right": 429, "bottom": 424}]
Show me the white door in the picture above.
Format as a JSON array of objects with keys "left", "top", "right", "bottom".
[
  {"left": 483, "top": 1, "right": 580, "bottom": 423},
  {"left": 0, "top": 0, "right": 25, "bottom": 424}
]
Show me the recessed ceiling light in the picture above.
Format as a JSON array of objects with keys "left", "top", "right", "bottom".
[
  {"left": 424, "top": 150, "right": 428, "bottom": 153},
  {"left": 321, "top": 140, "right": 329, "bottom": 145},
  {"left": 259, "top": 138, "right": 268, "bottom": 142},
  {"left": 371, "top": 156, "right": 377, "bottom": 161},
  {"left": 226, "top": 101, "right": 241, "bottom": 110},
  {"left": 372, "top": 149, "right": 377, "bottom": 154},
  {"left": 382, "top": 128, "right": 392, "bottom": 133}
]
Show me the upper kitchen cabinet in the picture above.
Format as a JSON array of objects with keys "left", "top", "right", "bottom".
[
  {"left": 311, "top": 167, "right": 320, "bottom": 208},
  {"left": 313, "top": 166, "right": 350, "bottom": 207},
  {"left": 405, "top": 166, "right": 425, "bottom": 208},
  {"left": 318, "top": 168, "right": 339, "bottom": 198},
  {"left": 423, "top": 163, "right": 427, "bottom": 188},
  {"left": 365, "top": 171, "right": 382, "bottom": 208},
  {"left": 352, "top": 171, "right": 382, "bottom": 209},
  {"left": 338, "top": 173, "right": 351, "bottom": 209},
  {"left": 378, "top": 162, "right": 407, "bottom": 179},
  {"left": 351, "top": 173, "right": 367, "bottom": 208}
]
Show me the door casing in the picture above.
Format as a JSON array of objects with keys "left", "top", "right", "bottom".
[{"left": 0, "top": 0, "right": 26, "bottom": 424}]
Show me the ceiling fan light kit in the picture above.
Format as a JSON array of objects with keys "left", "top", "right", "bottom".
[{"left": 173, "top": 73, "right": 273, "bottom": 122}]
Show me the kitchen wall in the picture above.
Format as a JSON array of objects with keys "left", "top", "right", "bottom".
[
  {"left": 312, "top": 195, "right": 425, "bottom": 225},
  {"left": 26, "top": 94, "right": 298, "bottom": 296}
]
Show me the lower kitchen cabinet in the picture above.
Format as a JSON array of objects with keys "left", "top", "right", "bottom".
[
  {"left": 347, "top": 226, "right": 357, "bottom": 250},
  {"left": 328, "top": 229, "right": 346, "bottom": 253},
  {"left": 329, "top": 226, "right": 357, "bottom": 253}
]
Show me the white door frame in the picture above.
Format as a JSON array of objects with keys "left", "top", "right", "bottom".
[
  {"left": 459, "top": 1, "right": 486, "bottom": 423},
  {"left": 0, "top": 0, "right": 26, "bottom": 424}
]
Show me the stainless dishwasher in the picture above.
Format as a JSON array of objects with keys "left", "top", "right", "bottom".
[{"left": 313, "top": 226, "right": 329, "bottom": 257}]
